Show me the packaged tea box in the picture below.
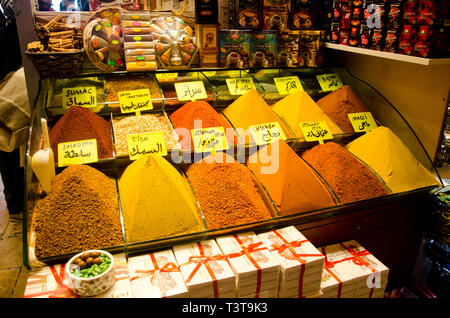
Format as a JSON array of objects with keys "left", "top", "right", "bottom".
[
  {"left": 250, "top": 31, "right": 277, "bottom": 68},
  {"left": 235, "top": 0, "right": 264, "bottom": 30},
  {"left": 263, "top": 0, "right": 290, "bottom": 32},
  {"left": 276, "top": 31, "right": 299, "bottom": 67},
  {"left": 219, "top": 30, "right": 251, "bottom": 68}
]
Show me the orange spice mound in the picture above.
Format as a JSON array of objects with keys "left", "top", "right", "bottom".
[{"left": 185, "top": 153, "right": 273, "bottom": 229}]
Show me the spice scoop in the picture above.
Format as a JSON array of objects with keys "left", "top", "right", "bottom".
[{"left": 31, "top": 118, "right": 55, "bottom": 194}]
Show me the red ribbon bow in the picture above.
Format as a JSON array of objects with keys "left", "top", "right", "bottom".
[{"left": 24, "top": 264, "right": 78, "bottom": 298}]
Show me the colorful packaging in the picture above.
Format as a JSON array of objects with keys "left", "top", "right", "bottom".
[
  {"left": 219, "top": 30, "right": 251, "bottom": 68},
  {"left": 348, "top": 25, "right": 360, "bottom": 46},
  {"left": 328, "top": 22, "right": 340, "bottom": 43},
  {"left": 383, "top": 28, "right": 399, "bottom": 53},
  {"left": 397, "top": 24, "right": 416, "bottom": 55},
  {"left": 236, "top": 0, "right": 264, "bottom": 30},
  {"left": 196, "top": 24, "right": 219, "bottom": 67},
  {"left": 195, "top": 0, "right": 219, "bottom": 24},
  {"left": 250, "top": 31, "right": 277, "bottom": 68},
  {"left": 298, "top": 30, "right": 326, "bottom": 67},
  {"left": 412, "top": 24, "right": 432, "bottom": 57},
  {"left": 291, "top": 0, "right": 314, "bottom": 30},
  {"left": 339, "top": 29, "right": 349, "bottom": 45},
  {"left": 263, "top": 0, "right": 291, "bottom": 32},
  {"left": 417, "top": 0, "right": 436, "bottom": 25},
  {"left": 386, "top": 2, "right": 403, "bottom": 28},
  {"left": 340, "top": 0, "right": 352, "bottom": 29},
  {"left": 369, "top": 28, "right": 384, "bottom": 50},
  {"left": 359, "top": 24, "right": 371, "bottom": 48},
  {"left": 277, "top": 31, "right": 299, "bottom": 67}
]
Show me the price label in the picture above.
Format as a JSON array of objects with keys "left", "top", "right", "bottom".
[
  {"left": 174, "top": 81, "right": 208, "bottom": 101},
  {"left": 118, "top": 88, "right": 153, "bottom": 114},
  {"left": 316, "top": 73, "right": 344, "bottom": 92},
  {"left": 249, "top": 122, "right": 287, "bottom": 145},
  {"left": 57, "top": 139, "right": 98, "bottom": 167},
  {"left": 191, "top": 127, "right": 229, "bottom": 154},
  {"left": 226, "top": 78, "right": 256, "bottom": 95},
  {"left": 348, "top": 112, "right": 377, "bottom": 133},
  {"left": 299, "top": 121, "right": 333, "bottom": 144},
  {"left": 155, "top": 72, "right": 178, "bottom": 81},
  {"left": 274, "top": 76, "right": 303, "bottom": 95},
  {"left": 126, "top": 131, "right": 167, "bottom": 160},
  {"left": 62, "top": 87, "right": 97, "bottom": 108}
]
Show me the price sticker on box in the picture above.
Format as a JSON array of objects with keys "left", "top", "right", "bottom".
[
  {"left": 299, "top": 121, "right": 333, "bottom": 144},
  {"left": 118, "top": 88, "right": 153, "bottom": 115},
  {"left": 348, "top": 112, "right": 377, "bottom": 133},
  {"left": 174, "top": 81, "right": 208, "bottom": 101},
  {"left": 62, "top": 87, "right": 97, "bottom": 108},
  {"left": 57, "top": 139, "right": 98, "bottom": 167},
  {"left": 126, "top": 131, "right": 167, "bottom": 160},
  {"left": 226, "top": 78, "right": 256, "bottom": 95},
  {"left": 191, "top": 127, "right": 229, "bottom": 154},
  {"left": 316, "top": 73, "right": 344, "bottom": 92},
  {"left": 274, "top": 76, "right": 303, "bottom": 95},
  {"left": 155, "top": 72, "right": 178, "bottom": 81},
  {"left": 249, "top": 122, "right": 287, "bottom": 145}
]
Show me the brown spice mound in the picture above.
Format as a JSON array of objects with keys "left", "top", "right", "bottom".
[
  {"left": 32, "top": 165, "right": 123, "bottom": 259},
  {"left": 185, "top": 153, "right": 273, "bottom": 229}
]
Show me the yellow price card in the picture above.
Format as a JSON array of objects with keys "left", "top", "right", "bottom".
[
  {"left": 57, "top": 139, "right": 98, "bottom": 167},
  {"left": 155, "top": 72, "right": 178, "bottom": 81},
  {"left": 316, "top": 73, "right": 344, "bottom": 92},
  {"left": 274, "top": 76, "right": 303, "bottom": 95},
  {"left": 299, "top": 121, "right": 333, "bottom": 144},
  {"left": 174, "top": 81, "right": 208, "bottom": 101},
  {"left": 348, "top": 112, "right": 377, "bottom": 133},
  {"left": 62, "top": 87, "right": 97, "bottom": 108},
  {"left": 249, "top": 122, "right": 287, "bottom": 145},
  {"left": 191, "top": 127, "right": 229, "bottom": 154},
  {"left": 118, "top": 88, "right": 153, "bottom": 114},
  {"left": 126, "top": 131, "right": 167, "bottom": 160},
  {"left": 226, "top": 78, "right": 256, "bottom": 95}
]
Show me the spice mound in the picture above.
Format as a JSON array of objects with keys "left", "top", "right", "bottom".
[
  {"left": 247, "top": 140, "right": 337, "bottom": 216},
  {"left": 301, "top": 142, "right": 389, "bottom": 204},
  {"left": 185, "top": 152, "right": 274, "bottom": 229},
  {"left": 169, "top": 100, "right": 238, "bottom": 150},
  {"left": 32, "top": 165, "right": 123, "bottom": 259},
  {"left": 316, "top": 85, "right": 371, "bottom": 133},
  {"left": 49, "top": 106, "right": 113, "bottom": 162},
  {"left": 119, "top": 154, "right": 205, "bottom": 243},
  {"left": 272, "top": 90, "right": 343, "bottom": 139},
  {"left": 69, "top": 251, "right": 111, "bottom": 278},
  {"left": 346, "top": 126, "right": 440, "bottom": 193}
]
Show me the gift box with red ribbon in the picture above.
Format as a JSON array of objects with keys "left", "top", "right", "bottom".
[
  {"left": 257, "top": 226, "right": 325, "bottom": 298},
  {"left": 24, "top": 253, "right": 133, "bottom": 298},
  {"left": 127, "top": 249, "right": 189, "bottom": 298},
  {"left": 173, "top": 239, "right": 237, "bottom": 298},
  {"left": 315, "top": 240, "right": 389, "bottom": 298},
  {"left": 215, "top": 231, "right": 281, "bottom": 298}
]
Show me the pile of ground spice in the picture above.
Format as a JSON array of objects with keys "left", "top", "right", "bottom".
[
  {"left": 185, "top": 152, "right": 274, "bottom": 229},
  {"left": 32, "top": 165, "right": 123, "bottom": 259},
  {"left": 49, "top": 106, "right": 113, "bottom": 162},
  {"left": 247, "top": 140, "right": 337, "bottom": 216},
  {"left": 301, "top": 142, "right": 389, "bottom": 204},
  {"left": 316, "top": 85, "right": 371, "bottom": 133},
  {"left": 169, "top": 100, "right": 238, "bottom": 150}
]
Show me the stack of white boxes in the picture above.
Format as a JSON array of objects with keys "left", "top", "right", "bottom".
[
  {"left": 127, "top": 249, "right": 189, "bottom": 298},
  {"left": 257, "top": 226, "right": 325, "bottom": 298},
  {"left": 173, "top": 239, "right": 237, "bottom": 298},
  {"left": 315, "top": 240, "right": 389, "bottom": 298},
  {"left": 215, "top": 231, "right": 281, "bottom": 298}
]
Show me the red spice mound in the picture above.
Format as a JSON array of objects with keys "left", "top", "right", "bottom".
[
  {"left": 169, "top": 100, "right": 238, "bottom": 150},
  {"left": 301, "top": 142, "right": 389, "bottom": 204},
  {"left": 49, "top": 106, "right": 113, "bottom": 162}
]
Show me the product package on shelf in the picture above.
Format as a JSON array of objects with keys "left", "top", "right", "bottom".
[
  {"left": 195, "top": 24, "right": 219, "bottom": 67},
  {"left": 263, "top": 0, "right": 290, "bottom": 32},
  {"left": 127, "top": 249, "right": 189, "bottom": 298},
  {"left": 173, "top": 240, "right": 237, "bottom": 298},
  {"left": 316, "top": 240, "right": 389, "bottom": 298},
  {"left": 23, "top": 253, "right": 132, "bottom": 298},
  {"left": 215, "top": 232, "right": 281, "bottom": 298},
  {"left": 257, "top": 226, "right": 325, "bottom": 298}
]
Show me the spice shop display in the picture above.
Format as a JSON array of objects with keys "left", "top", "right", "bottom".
[
  {"left": 219, "top": 30, "right": 251, "bottom": 68},
  {"left": 118, "top": 154, "right": 206, "bottom": 244},
  {"left": 184, "top": 152, "right": 275, "bottom": 230},
  {"left": 257, "top": 226, "right": 325, "bottom": 298},
  {"left": 346, "top": 126, "right": 440, "bottom": 193},
  {"left": 247, "top": 140, "right": 337, "bottom": 216},
  {"left": 301, "top": 142, "right": 390, "bottom": 205},
  {"left": 30, "top": 165, "right": 123, "bottom": 259},
  {"left": 49, "top": 106, "right": 113, "bottom": 164},
  {"left": 215, "top": 231, "right": 281, "bottom": 298},
  {"left": 250, "top": 31, "right": 277, "bottom": 68}
]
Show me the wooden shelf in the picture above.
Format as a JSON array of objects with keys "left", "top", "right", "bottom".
[{"left": 325, "top": 42, "right": 450, "bottom": 66}]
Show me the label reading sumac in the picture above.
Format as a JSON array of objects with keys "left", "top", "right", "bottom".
[{"left": 62, "top": 87, "right": 97, "bottom": 108}]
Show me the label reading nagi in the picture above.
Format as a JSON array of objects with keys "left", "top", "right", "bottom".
[
  {"left": 274, "top": 76, "right": 303, "bottom": 95},
  {"left": 348, "top": 112, "right": 377, "bottom": 133},
  {"left": 226, "top": 78, "right": 256, "bottom": 95},
  {"left": 191, "top": 127, "right": 229, "bottom": 154},
  {"left": 316, "top": 73, "right": 344, "bottom": 92},
  {"left": 57, "top": 139, "right": 98, "bottom": 167},
  {"left": 249, "top": 122, "right": 287, "bottom": 145},
  {"left": 126, "top": 131, "right": 167, "bottom": 160},
  {"left": 62, "top": 87, "right": 97, "bottom": 108},
  {"left": 118, "top": 88, "right": 153, "bottom": 114},
  {"left": 299, "top": 121, "right": 333, "bottom": 144}
]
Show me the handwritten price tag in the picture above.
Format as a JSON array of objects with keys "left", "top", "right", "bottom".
[
  {"left": 274, "top": 76, "right": 303, "bottom": 95},
  {"left": 249, "top": 122, "right": 287, "bottom": 145},
  {"left": 62, "top": 87, "right": 97, "bottom": 108},
  {"left": 348, "top": 112, "right": 377, "bottom": 133},
  {"left": 174, "top": 81, "right": 208, "bottom": 101},
  {"left": 299, "top": 121, "right": 333, "bottom": 144},
  {"left": 191, "top": 127, "right": 229, "bottom": 154},
  {"left": 118, "top": 89, "right": 153, "bottom": 114},
  {"left": 57, "top": 139, "right": 98, "bottom": 167},
  {"left": 155, "top": 72, "right": 178, "bottom": 81},
  {"left": 226, "top": 78, "right": 256, "bottom": 95},
  {"left": 126, "top": 131, "right": 167, "bottom": 160},
  {"left": 316, "top": 73, "right": 344, "bottom": 92}
]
